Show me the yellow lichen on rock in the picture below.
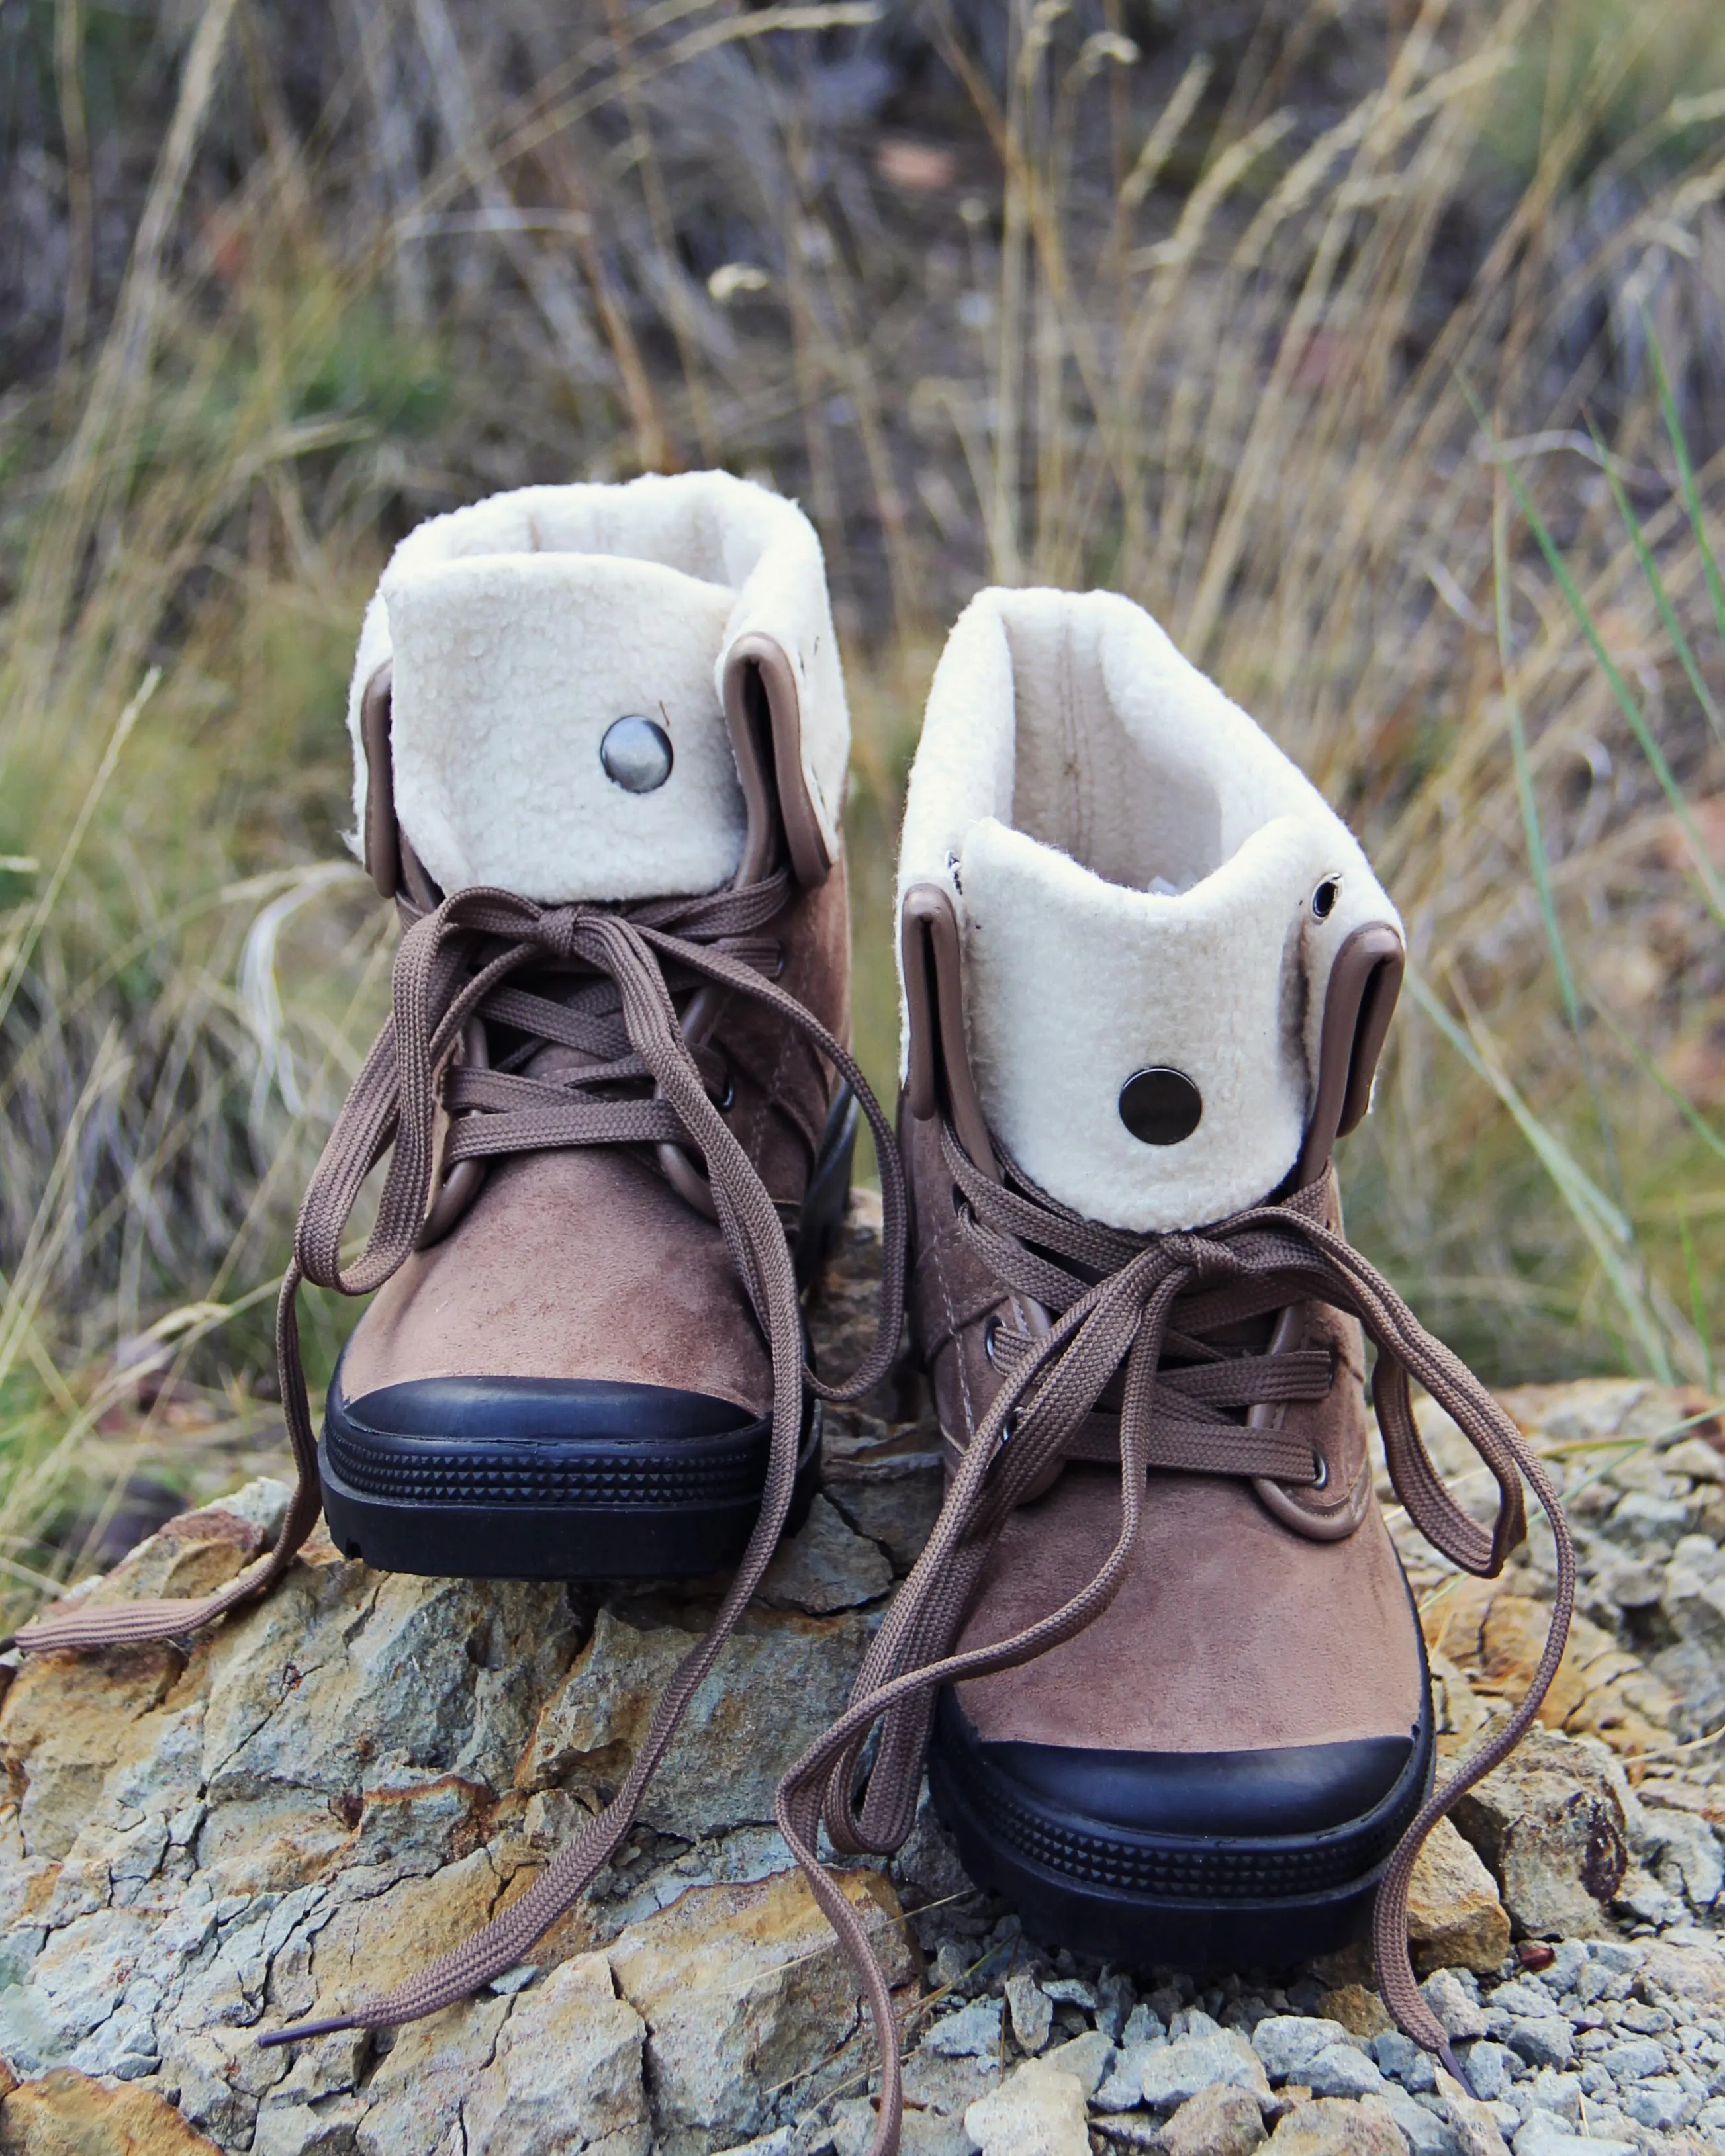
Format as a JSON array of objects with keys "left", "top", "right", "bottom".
[{"left": 0, "top": 2069, "right": 222, "bottom": 2155}]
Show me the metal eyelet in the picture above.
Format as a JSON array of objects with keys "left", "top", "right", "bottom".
[
  {"left": 1310, "top": 1448, "right": 1330, "bottom": 1491},
  {"left": 984, "top": 1314, "right": 1002, "bottom": 1367},
  {"left": 713, "top": 1067, "right": 735, "bottom": 1113},
  {"left": 772, "top": 942, "right": 787, "bottom": 979},
  {"left": 1311, "top": 877, "right": 1341, "bottom": 920}
]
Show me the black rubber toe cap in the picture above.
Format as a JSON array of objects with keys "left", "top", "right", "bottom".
[
  {"left": 316, "top": 1364, "right": 820, "bottom": 1580},
  {"left": 973, "top": 1719, "right": 1417, "bottom": 1839},
  {"left": 336, "top": 1374, "right": 758, "bottom": 1445},
  {"left": 937, "top": 1685, "right": 1426, "bottom": 1846},
  {"left": 320, "top": 1362, "right": 776, "bottom": 1513}
]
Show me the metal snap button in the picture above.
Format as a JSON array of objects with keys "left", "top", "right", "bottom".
[
  {"left": 1118, "top": 1067, "right": 1203, "bottom": 1145},
  {"left": 600, "top": 715, "right": 673, "bottom": 793}
]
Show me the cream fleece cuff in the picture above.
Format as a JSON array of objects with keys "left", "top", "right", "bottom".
[
  {"left": 898, "top": 587, "right": 1402, "bottom": 1233},
  {"left": 346, "top": 472, "right": 849, "bottom": 903}
]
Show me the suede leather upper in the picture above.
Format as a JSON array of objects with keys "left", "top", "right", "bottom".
[
  {"left": 951, "top": 1469, "right": 1424, "bottom": 1757},
  {"left": 902, "top": 1110, "right": 1428, "bottom": 1767},
  {"left": 341, "top": 862, "right": 851, "bottom": 1420}
]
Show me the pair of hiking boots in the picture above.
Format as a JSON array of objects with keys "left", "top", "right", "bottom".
[{"left": 17, "top": 474, "right": 1571, "bottom": 2150}]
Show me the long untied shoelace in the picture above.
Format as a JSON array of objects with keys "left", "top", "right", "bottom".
[
  {"left": 11, "top": 868, "right": 909, "bottom": 2046},
  {"left": 775, "top": 1121, "right": 1574, "bottom": 2156}
]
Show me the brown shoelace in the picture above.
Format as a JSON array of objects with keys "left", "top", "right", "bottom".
[
  {"left": 13, "top": 870, "right": 908, "bottom": 2047},
  {"left": 776, "top": 1121, "right": 1572, "bottom": 2156}
]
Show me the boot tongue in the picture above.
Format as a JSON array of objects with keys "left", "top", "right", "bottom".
[
  {"left": 958, "top": 815, "right": 1374, "bottom": 1235},
  {"left": 381, "top": 551, "right": 746, "bottom": 903}
]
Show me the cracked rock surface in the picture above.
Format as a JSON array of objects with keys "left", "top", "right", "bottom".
[{"left": 5, "top": 1200, "right": 1725, "bottom": 2155}]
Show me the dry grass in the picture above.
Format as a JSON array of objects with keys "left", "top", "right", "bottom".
[{"left": 1, "top": 0, "right": 1722, "bottom": 1629}]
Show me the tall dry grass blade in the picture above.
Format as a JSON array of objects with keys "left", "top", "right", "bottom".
[
  {"left": 52, "top": 0, "right": 93, "bottom": 404},
  {"left": 1119, "top": 54, "right": 1210, "bottom": 217},
  {"left": 1681, "top": 1211, "right": 1716, "bottom": 1394},
  {"left": 239, "top": 861, "right": 368, "bottom": 1138},
  {"left": 0, "top": 669, "right": 158, "bottom": 1040},
  {"left": 0, "top": 1026, "right": 130, "bottom": 1399},
  {"left": 411, "top": 0, "right": 607, "bottom": 382},
  {"left": 13, "top": 0, "right": 240, "bottom": 710}
]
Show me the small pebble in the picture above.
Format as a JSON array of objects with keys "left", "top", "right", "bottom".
[
  {"left": 1525, "top": 2066, "right": 1583, "bottom": 2122},
  {"left": 1422, "top": 1970, "right": 1488, "bottom": 2043},
  {"left": 1162, "top": 2084, "right": 1266, "bottom": 2156},
  {"left": 1505, "top": 2016, "right": 1575, "bottom": 2071},
  {"left": 922, "top": 1998, "right": 1002, "bottom": 2058},
  {"left": 1043, "top": 1976, "right": 1098, "bottom": 2010},
  {"left": 1041, "top": 2030, "right": 1115, "bottom": 2100},
  {"left": 1598, "top": 2036, "right": 1666, "bottom": 2081},
  {"left": 1370, "top": 2030, "right": 1435, "bottom": 2093},
  {"left": 1303, "top": 2042, "right": 1386, "bottom": 2099},
  {"left": 1005, "top": 1969, "right": 1053, "bottom": 2055},
  {"left": 1251, "top": 2017, "right": 1352, "bottom": 2084},
  {"left": 1459, "top": 2039, "right": 1515, "bottom": 2101},
  {"left": 1121, "top": 2004, "right": 1166, "bottom": 2048}
]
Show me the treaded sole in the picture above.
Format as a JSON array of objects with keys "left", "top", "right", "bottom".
[
  {"left": 316, "top": 1087, "right": 856, "bottom": 1581},
  {"left": 927, "top": 1680, "right": 1434, "bottom": 1972}
]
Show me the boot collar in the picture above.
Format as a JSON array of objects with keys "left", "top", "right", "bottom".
[
  {"left": 345, "top": 474, "right": 849, "bottom": 904},
  {"left": 898, "top": 588, "right": 1403, "bottom": 1234}
]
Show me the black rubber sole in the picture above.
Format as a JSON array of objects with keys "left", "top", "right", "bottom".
[
  {"left": 927, "top": 1673, "right": 1434, "bottom": 1973},
  {"left": 316, "top": 1087, "right": 856, "bottom": 1582}
]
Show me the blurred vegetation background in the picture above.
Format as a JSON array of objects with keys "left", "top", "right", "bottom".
[{"left": 1, "top": 0, "right": 1722, "bottom": 1628}]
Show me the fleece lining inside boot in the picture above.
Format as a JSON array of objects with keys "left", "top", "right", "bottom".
[
  {"left": 898, "top": 588, "right": 1403, "bottom": 1234},
  {"left": 346, "top": 472, "right": 849, "bottom": 903}
]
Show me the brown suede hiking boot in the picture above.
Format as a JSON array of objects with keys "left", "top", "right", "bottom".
[
  {"left": 310, "top": 473, "right": 879, "bottom": 1583},
  {"left": 15, "top": 471, "right": 907, "bottom": 1602},
  {"left": 15, "top": 471, "right": 907, "bottom": 2056},
  {"left": 777, "top": 590, "right": 1572, "bottom": 2154}
]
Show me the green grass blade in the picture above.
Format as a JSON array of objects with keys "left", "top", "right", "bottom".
[
  {"left": 1681, "top": 1209, "right": 1716, "bottom": 1395},
  {"left": 1592, "top": 997, "right": 1725, "bottom": 1167},
  {"left": 1493, "top": 496, "right": 1585, "bottom": 1031},
  {"left": 0, "top": 668, "right": 158, "bottom": 1040},
  {"left": 1405, "top": 971, "right": 1674, "bottom": 1380},
  {"left": 1648, "top": 325, "right": 1725, "bottom": 666},
  {"left": 1468, "top": 390, "right": 1725, "bottom": 929},
  {"left": 1590, "top": 416, "right": 1725, "bottom": 752},
  {"left": 1491, "top": 493, "right": 1628, "bottom": 1212}
]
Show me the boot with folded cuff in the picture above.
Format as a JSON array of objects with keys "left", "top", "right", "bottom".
[
  {"left": 776, "top": 588, "right": 1573, "bottom": 2156},
  {"left": 11, "top": 474, "right": 908, "bottom": 2056},
  {"left": 312, "top": 472, "right": 882, "bottom": 1582}
]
